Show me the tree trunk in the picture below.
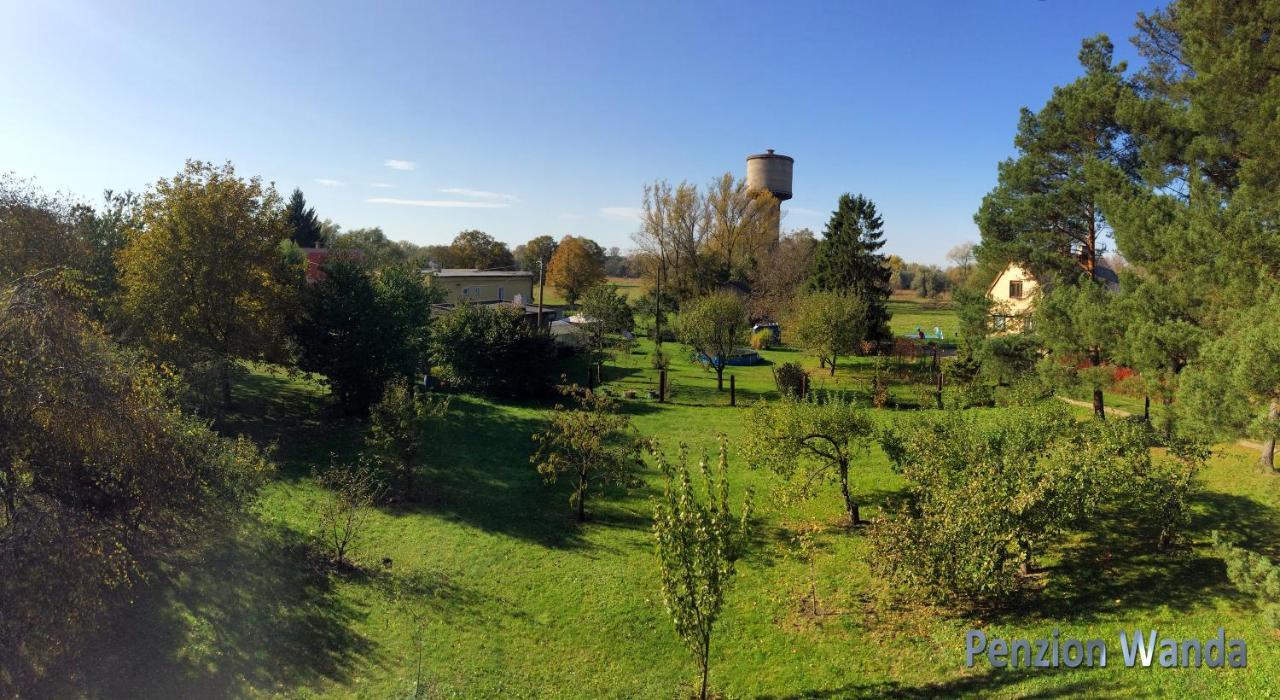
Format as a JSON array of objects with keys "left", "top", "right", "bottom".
[
  {"left": 654, "top": 265, "right": 663, "bottom": 347},
  {"left": 716, "top": 365, "right": 724, "bottom": 391},
  {"left": 839, "top": 463, "right": 860, "bottom": 526},
  {"left": 1092, "top": 385, "right": 1105, "bottom": 421},
  {"left": 576, "top": 470, "right": 587, "bottom": 523},
  {"left": 1144, "top": 395, "right": 1150, "bottom": 421},
  {"left": 829, "top": 354, "right": 837, "bottom": 376},
  {"left": 699, "top": 636, "right": 710, "bottom": 700},
  {"left": 1261, "top": 399, "right": 1279, "bottom": 473}
]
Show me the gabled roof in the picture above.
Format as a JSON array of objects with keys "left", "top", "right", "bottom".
[{"left": 986, "top": 261, "right": 1120, "bottom": 296}]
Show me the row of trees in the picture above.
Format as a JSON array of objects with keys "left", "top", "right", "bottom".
[
  {"left": 633, "top": 176, "right": 895, "bottom": 340},
  {"left": 960, "top": 1, "right": 1280, "bottom": 469}
]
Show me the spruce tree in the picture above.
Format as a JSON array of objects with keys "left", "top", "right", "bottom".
[
  {"left": 808, "top": 193, "right": 892, "bottom": 341},
  {"left": 285, "top": 188, "right": 323, "bottom": 248}
]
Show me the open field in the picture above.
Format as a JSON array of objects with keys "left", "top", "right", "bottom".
[
  {"left": 57, "top": 296, "right": 1280, "bottom": 698},
  {"left": 536, "top": 276, "right": 645, "bottom": 307}
]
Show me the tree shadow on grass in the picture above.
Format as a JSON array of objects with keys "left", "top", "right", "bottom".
[
  {"left": 218, "top": 367, "right": 365, "bottom": 481},
  {"left": 402, "top": 396, "right": 658, "bottom": 550},
  {"left": 1021, "top": 491, "right": 1280, "bottom": 624},
  {"left": 42, "top": 518, "right": 374, "bottom": 699},
  {"left": 758, "top": 666, "right": 1126, "bottom": 699}
]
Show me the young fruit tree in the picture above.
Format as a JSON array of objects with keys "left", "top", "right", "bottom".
[
  {"left": 650, "top": 440, "right": 753, "bottom": 700},
  {"left": 531, "top": 388, "right": 642, "bottom": 523},
  {"left": 367, "top": 379, "right": 451, "bottom": 501},
  {"left": 676, "top": 291, "right": 748, "bottom": 391},
  {"left": 742, "top": 394, "right": 875, "bottom": 525},
  {"left": 791, "top": 290, "right": 869, "bottom": 376},
  {"left": 316, "top": 455, "right": 380, "bottom": 569}
]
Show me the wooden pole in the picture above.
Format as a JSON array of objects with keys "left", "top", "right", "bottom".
[
  {"left": 659, "top": 369, "right": 667, "bottom": 403},
  {"left": 537, "top": 259, "right": 546, "bottom": 333},
  {"left": 935, "top": 368, "right": 944, "bottom": 410},
  {"left": 730, "top": 374, "right": 736, "bottom": 407}
]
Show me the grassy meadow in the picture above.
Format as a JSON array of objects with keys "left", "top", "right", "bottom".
[{"left": 62, "top": 294, "right": 1280, "bottom": 699}]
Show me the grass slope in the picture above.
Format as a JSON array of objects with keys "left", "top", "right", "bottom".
[{"left": 64, "top": 297, "right": 1280, "bottom": 699}]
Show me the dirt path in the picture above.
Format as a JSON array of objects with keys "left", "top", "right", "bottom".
[{"left": 1056, "top": 396, "right": 1265, "bottom": 452}]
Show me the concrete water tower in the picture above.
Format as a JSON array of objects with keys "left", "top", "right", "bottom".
[{"left": 746, "top": 149, "right": 793, "bottom": 240}]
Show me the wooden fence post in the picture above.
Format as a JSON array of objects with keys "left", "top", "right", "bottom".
[
  {"left": 935, "top": 368, "right": 944, "bottom": 410},
  {"left": 730, "top": 374, "right": 736, "bottom": 407}
]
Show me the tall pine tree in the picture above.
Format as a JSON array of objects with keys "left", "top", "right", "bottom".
[
  {"left": 974, "top": 36, "right": 1140, "bottom": 286},
  {"left": 808, "top": 193, "right": 892, "bottom": 341},
  {"left": 285, "top": 188, "right": 323, "bottom": 248}
]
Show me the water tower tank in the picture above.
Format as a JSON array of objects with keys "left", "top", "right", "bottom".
[{"left": 746, "top": 149, "right": 793, "bottom": 201}]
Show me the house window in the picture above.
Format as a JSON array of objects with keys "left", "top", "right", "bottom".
[
  {"left": 1008, "top": 280, "right": 1024, "bottom": 299},
  {"left": 498, "top": 286, "right": 505, "bottom": 300}
]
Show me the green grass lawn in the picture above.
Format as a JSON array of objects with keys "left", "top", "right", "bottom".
[
  {"left": 64, "top": 296, "right": 1280, "bottom": 698},
  {"left": 886, "top": 291, "right": 960, "bottom": 341},
  {"left": 536, "top": 276, "right": 644, "bottom": 307}
]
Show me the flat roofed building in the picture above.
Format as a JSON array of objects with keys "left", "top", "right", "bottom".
[{"left": 425, "top": 268, "right": 534, "bottom": 304}]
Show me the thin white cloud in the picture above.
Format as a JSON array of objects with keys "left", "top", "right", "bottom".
[
  {"left": 368, "top": 182, "right": 394, "bottom": 188},
  {"left": 440, "top": 187, "right": 519, "bottom": 202},
  {"left": 365, "top": 197, "right": 511, "bottom": 209},
  {"left": 384, "top": 159, "right": 417, "bottom": 171},
  {"left": 600, "top": 207, "right": 642, "bottom": 220},
  {"left": 559, "top": 213, "right": 583, "bottom": 220},
  {"left": 315, "top": 178, "right": 345, "bottom": 187},
  {"left": 788, "top": 207, "right": 825, "bottom": 217}
]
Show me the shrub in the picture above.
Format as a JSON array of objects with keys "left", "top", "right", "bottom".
[
  {"left": 316, "top": 455, "right": 380, "bottom": 569},
  {"left": 772, "top": 361, "right": 808, "bottom": 398},
  {"left": 944, "top": 382, "right": 994, "bottom": 409},
  {"left": 869, "top": 357, "right": 889, "bottom": 408},
  {"left": 0, "top": 276, "right": 270, "bottom": 690},
  {"left": 872, "top": 405, "right": 1203, "bottom": 610},
  {"left": 750, "top": 328, "right": 773, "bottom": 350},
  {"left": 428, "top": 303, "right": 557, "bottom": 397},
  {"left": 1213, "top": 533, "right": 1280, "bottom": 630},
  {"left": 994, "top": 373, "right": 1055, "bottom": 407}
]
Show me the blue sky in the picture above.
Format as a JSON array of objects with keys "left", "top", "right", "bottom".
[{"left": 1, "top": 0, "right": 1161, "bottom": 264}]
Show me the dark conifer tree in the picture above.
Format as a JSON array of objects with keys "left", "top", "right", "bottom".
[
  {"left": 285, "top": 188, "right": 323, "bottom": 248},
  {"left": 808, "top": 193, "right": 892, "bottom": 340}
]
